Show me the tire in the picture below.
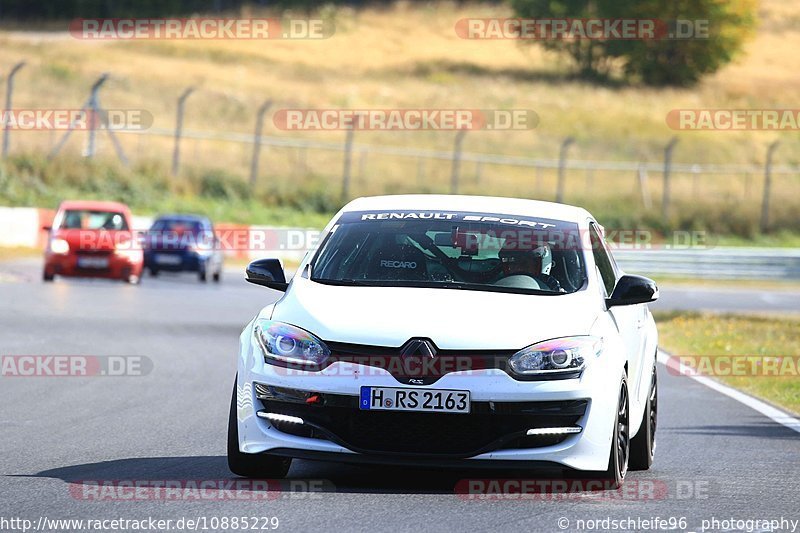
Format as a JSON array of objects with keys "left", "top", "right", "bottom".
[
  {"left": 598, "top": 376, "right": 630, "bottom": 489},
  {"left": 630, "top": 365, "right": 657, "bottom": 471},
  {"left": 198, "top": 269, "right": 207, "bottom": 283},
  {"left": 149, "top": 268, "right": 159, "bottom": 277},
  {"left": 43, "top": 271, "right": 54, "bottom": 282},
  {"left": 227, "top": 378, "right": 292, "bottom": 478},
  {"left": 213, "top": 269, "right": 221, "bottom": 283}
]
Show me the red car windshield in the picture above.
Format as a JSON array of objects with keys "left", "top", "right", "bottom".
[{"left": 57, "top": 210, "right": 128, "bottom": 231}]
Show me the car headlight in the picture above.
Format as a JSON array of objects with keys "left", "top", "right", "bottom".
[
  {"left": 253, "top": 319, "right": 330, "bottom": 367},
  {"left": 508, "top": 336, "right": 602, "bottom": 377},
  {"left": 50, "top": 238, "right": 69, "bottom": 254}
]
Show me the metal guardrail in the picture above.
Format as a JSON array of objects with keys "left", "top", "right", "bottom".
[
  {"left": 252, "top": 229, "right": 800, "bottom": 280},
  {"left": 614, "top": 248, "right": 800, "bottom": 280}
]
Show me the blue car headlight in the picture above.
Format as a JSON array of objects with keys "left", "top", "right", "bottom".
[
  {"left": 253, "top": 319, "right": 330, "bottom": 367},
  {"left": 508, "top": 336, "right": 602, "bottom": 377}
]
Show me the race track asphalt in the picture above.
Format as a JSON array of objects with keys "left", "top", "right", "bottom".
[{"left": 0, "top": 259, "right": 798, "bottom": 533}]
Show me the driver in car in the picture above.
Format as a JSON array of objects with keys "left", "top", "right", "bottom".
[{"left": 497, "top": 242, "right": 564, "bottom": 292}]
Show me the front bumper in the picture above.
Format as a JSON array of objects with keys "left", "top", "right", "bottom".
[
  {"left": 143, "top": 250, "right": 204, "bottom": 272},
  {"left": 256, "top": 385, "right": 588, "bottom": 457},
  {"left": 236, "top": 326, "right": 620, "bottom": 472},
  {"left": 44, "top": 251, "right": 143, "bottom": 280}
]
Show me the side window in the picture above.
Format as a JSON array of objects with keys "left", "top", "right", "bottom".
[{"left": 589, "top": 224, "right": 616, "bottom": 296}]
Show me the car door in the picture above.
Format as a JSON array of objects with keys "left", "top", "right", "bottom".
[{"left": 589, "top": 223, "right": 646, "bottom": 399}]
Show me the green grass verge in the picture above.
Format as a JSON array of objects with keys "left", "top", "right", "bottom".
[
  {"left": 0, "top": 246, "right": 40, "bottom": 261},
  {"left": 656, "top": 277, "right": 800, "bottom": 290},
  {"left": 0, "top": 154, "right": 334, "bottom": 228},
  {"left": 655, "top": 311, "right": 800, "bottom": 415},
  {"left": 3, "top": 154, "right": 800, "bottom": 242}
]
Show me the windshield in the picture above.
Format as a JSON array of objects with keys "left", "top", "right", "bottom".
[
  {"left": 57, "top": 210, "right": 128, "bottom": 230},
  {"left": 150, "top": 219, "right": 203, "bottom": 234},
  {"left": 310, "top": 210, "right": 586, "bottom": 295}
]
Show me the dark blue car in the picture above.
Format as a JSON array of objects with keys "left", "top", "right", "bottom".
[{"left": 143, "top": 215, "right": 223, "bottom": 282}]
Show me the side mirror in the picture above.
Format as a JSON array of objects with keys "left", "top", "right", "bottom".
[
  {"left": 606, "top": 274, "right": 658, "bottom": 308},
  {"left": 246, "top": 258, "right": 289, "bottom": 292}
]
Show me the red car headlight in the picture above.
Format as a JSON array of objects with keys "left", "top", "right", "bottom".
[{"left": 49, "top": 238, "right": 69, "bottom": 255}]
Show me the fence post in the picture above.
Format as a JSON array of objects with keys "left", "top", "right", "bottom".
[
  {"left": 249, "top": 99, "right": 272, "bottom": 187},
  {"left": 171, "top": 86, "right": 195, "bottom": 177},
  {"left": 450, "top": 129, "right": 467, "bottom": 194},
  {"left": 556, "top": 137, "right": 574, "bottom": 203},
  {"left": 358, "top": 149, "right": 368, "bottom": 184},
  {"left": 638, "top": 164, "right": 652, "bottom": 209},
  {"left": 341, "top": 126, "right": 354, "bottom": 199},
  {"left": 85, "top": 74, "right": 109, "bottom": 159},
  {"left": 661, "top": 137, "right": 678, "bottom": 218},
  {"left": 760, "top": 141, "right": 780, "bottom": 233},
  {"left": 2, "top": 61, "right": 25, "bottom": 159},
  {"left": 48, "top": 73, "right": 109, "bottom": 161}
]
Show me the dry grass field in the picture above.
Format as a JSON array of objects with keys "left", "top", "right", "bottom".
[{"left": 0, "top": 0, "right": 798, "bottom": 232}]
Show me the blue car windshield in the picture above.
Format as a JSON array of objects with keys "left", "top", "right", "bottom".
[{"left": 151, "top": 219, "right": 203, "bottom": 234}]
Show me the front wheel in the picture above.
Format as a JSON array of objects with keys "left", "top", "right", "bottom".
[
  {"left": 43, "top": 270, "right": 54, "bottom": 282},
  {"left": 630, "top": 365, "right": 657, "bottom": 470},
  {"left": 227, "top": 378, "right": 292, "bottom": 478},
  {"left": 599, "top": 376, "right": 629, "bottom": 489}
]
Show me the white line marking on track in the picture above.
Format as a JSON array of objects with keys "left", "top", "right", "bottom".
[{"left": 657, "top": 351, "right": 800, "bottom": 434}]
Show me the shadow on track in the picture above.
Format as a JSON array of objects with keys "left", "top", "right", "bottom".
[
  {"left": 23, "top": 456, "right": 592, "bottom": 495},
  {"left": 667, "top": 420, "right": 798, "bottom": 440}
]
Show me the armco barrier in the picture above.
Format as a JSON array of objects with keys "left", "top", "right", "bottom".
[
  {"left": 1, "top": 207, "right": 798, "bottom": 280},
  {"left": 614, "top": 248, "right": 800, "bottom": 280},
  {"left": 0, "top": 207, "right": 40, "bottom": 247}
]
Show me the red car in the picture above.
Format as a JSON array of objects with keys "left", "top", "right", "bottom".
[{"left": 43, "top": 200, "right": 144, "bottom": 284}]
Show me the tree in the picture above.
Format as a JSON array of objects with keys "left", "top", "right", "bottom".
[
  {"left": 509, "top": 0, "right": 756, "bottom": 86},
  {"left": 609, "top": 0, "right": 756, "bottom": 86},
  {"left": 509, "top": 0, "right": 620, "bottom": 78}
]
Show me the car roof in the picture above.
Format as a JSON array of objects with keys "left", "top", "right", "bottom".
[
  {"left": 58, "top": 200, "right": 130, "bottom": 212},
  {"left": 341, "top": 195, "right": 591, "bottom": 223},
  {"left": 154, "top": 214, "right": 208, "bottom": 222}
]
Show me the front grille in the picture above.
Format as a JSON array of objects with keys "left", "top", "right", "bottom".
[
  {"left": 257, "top": 391, "right": 587, "bottom": 458},
  {"left": 324, "top": 340, "right": 519, "bottom": 386},
  {"left": 316, "top": 340, "right": 583, "bottom": 384},
  {"left": 75, "top": 250, "right": 113, "bottom": 255}
]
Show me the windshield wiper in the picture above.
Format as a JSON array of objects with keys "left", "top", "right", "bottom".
[
  {"left": 310, "top": 277, "right": 562, "bottom": 295},
  {"left": 311, "top": 277, "right": 370, "bottom": 286},
  {"left": 434, "top": 281, "right": 560, "bottom": 296}
]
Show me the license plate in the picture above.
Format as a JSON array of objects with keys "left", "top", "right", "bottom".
[
  {"left": 359, "top": 387, "right": 470, "bottom": 414},
  {"left": 155, "top": 254, "right": 182, "bottom": 265},
  {"left": 77, "top": 256, "right": 109, "bottom": 269}
]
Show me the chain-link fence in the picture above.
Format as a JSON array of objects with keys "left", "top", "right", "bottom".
[{"left": 3, "top": 65, "right": 799, "bottom": 232}]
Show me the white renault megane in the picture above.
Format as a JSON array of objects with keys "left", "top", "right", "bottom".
[{"left": 229, "top": 195, "right": 658, "bottom": 487}]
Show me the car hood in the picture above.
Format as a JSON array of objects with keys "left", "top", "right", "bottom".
[{"left": 270, "top": 278, "right": 601, "bottom": 350}]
